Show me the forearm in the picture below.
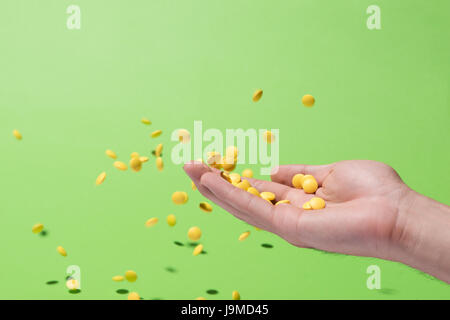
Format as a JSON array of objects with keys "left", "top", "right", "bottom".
[{"left": 393, "top": 189, "right": 450, "bottom": 283}]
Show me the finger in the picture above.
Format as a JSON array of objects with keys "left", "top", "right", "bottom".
[
  {"left": 200, "top": 171, "right": 277, "bottom": 231},
  {"left": 245, "top": 177, "right": 313, "bottom": 207},
  {"left": 271, "top": 163, "right": 335, "bottom": 187},
  {"left": 183, "top": 162, "right": 264, "bottom": 228}
]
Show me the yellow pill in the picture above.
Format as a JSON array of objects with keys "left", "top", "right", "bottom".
[
  {"left": 221, "top": 171, "right": 232, "bottom": 183},
  {"left": 310, "top": 197, "right": 326, "bottom": 210},
  {"left": 32, "top": 223, "right": 44, "bottom": 234},
  {"left": 66, "top": 279, "right": 79, "bottom": 290},
  {"left": 252, "top": 89, "right": 263, "bottom": 102},
  {"left": 167, "top": 214, "right": 176, "bottom": 227},
  {"left": 301, "top": 174, "right": 315, "bottom": 185},
  {"left": 112, "top": 275, "right": 125, "bottom": 282},
  {"left": 206, "top": 152, "right": 222, "bottom": 169},
  {"left": 232, "top": 290, "right": 241, "bottom": 300},
  {"left": 128, "top": 292, "right": 140, "bottom": 300},
  {"left": 199, "top": 202, "right": 213, "bottom": 213},
  {"left": 172, "top": 191, "right": 188, "bottom": 205},
  {"left": 13, "top": 129, "right": 22, "bottom": 140},
  {"left": 114, "top": 161, "right": 127, "bottom": 171},
  {"left": 130, "top": 157, "right": 142, "bottom": 172},
  {"left": 292, "top": 173, "right": 304, "bottom": 189},
  {"left": 178, "top": 129, "right": 191, "bottom": 143},
  {"left": 151, "top": 130, "right": 162, "bottom": 138},
  {"left": 193, "top": 244, "right": 203, "bottom": 256},
  {"left": 229, "top": 173, "right": 241, "bottom": 184},
  {"left": 302, "top": 94, "right": 315, "bottom": 107},
  {"left": 130, "top": 152, "right": 140, "bottom": 159},
  {"left": 156, "top": 156, "right": 164, "bottom": 171},
  {"left": 105, "top": 149, "right": 117, "bottom": 159},
  {"left": 145, "top": 217, "right": 158, "bottom": 227},
  {"left": 247, "top": 187, "right": 260, "bottom": 197},
  {"left": 96, "top": 172, "right": 106, "bottom": 185},
  {"left": 239, "top": 231, "right": 250, "bottom": 241},
  {"left": 139, "top": 156, "right": 149, "bottom": 163},
  {"left": 196, "top": 297, "right": 207, "bottom": 300},
  {"left": 260, "top": 191, "right": 275, "bottom": 201},
  {"left": 236, "top": 180, "right": 251, "bottom": 191},
  {"left": 188, "top": 226, "right": 202, "bottom": 241},
  {"left": 303, "top": 178, "right": 318, "bottom": 194},
  {"left": 155, "top": 143, "right": 163, "bottom": 157},
  {"left": 57, "top": 246, "right": 67, "bottom": 257},
  {"left": 141, "top": 117, "right": 151, "bottom": 125},
  {"left": 221, "top": 157, "right": 236, "bottom": 172},
  {"left": 263, "top": 130, "right": 274, "bottom": 144},
  {"left": 275, "top": 199, "right": 290, "bottom": 205},
  {"left": 125, "top": 270, "right": 137, "bottom": 282},
  {"left": 191, "top": 181, "right": 197, "bottom": 190},
  {"left": 242, "top": 169, "right": 253, "bottom": 178},
  {"left": 303, "top": 202, "right": 312, "bottom": 210}
]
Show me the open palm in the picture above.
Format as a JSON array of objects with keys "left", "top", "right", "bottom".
[{"left": 184, "top": 160, "right": 409, "bottom": 260}]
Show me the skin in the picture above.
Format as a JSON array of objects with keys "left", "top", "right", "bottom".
[{"left": 184, "top": 160, "right": 450, "bottom": 283}]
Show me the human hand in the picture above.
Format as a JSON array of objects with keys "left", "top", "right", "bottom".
[{"left": 184, "top": 160, "right": 450, "bottom": 282}]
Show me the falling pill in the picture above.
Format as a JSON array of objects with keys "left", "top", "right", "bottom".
[
  {"left": 252, "top": 89, "right": 263, "bottom": 102},
  {"left": 151, "top": 130, "right": 162, "bottom": 138},
  {"left": 145, "top": 217, "right": 158, "bottom": 227},
  {"left": 302, "top": 94, "right": 315, "bottom": 107},
  {"left": 125, "top": 270, "right": 137, "bottom": 282},
  {"left": 114, "top": 161, "right": 127, "bottom": 171},
  {"left": 199, "top": 202, "right": 213, "bottom": 213},
  {"left": 193, "top": 244, "right": 203, "bottom": 256},
  {"left": 32, "top": 223, "right": 44, "bottom": 234},
  {"left": 238, "top": 231, "right": 250, "bottom": 241},
  {"left": 188, "top": 226, "right": 202, "bottom": 241},
  {"left": 57, "top": 246, "right": 67, "bottom": 257},
  {"left": 172, "top": 191, "right": 188, "bottom": 205},
  {"left": 13, "top": 129, "right": 22, "bottom": 140}
]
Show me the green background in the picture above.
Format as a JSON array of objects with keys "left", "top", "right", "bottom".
[{"left": 0, "top": 0, "right": 449, "bottom": 299}]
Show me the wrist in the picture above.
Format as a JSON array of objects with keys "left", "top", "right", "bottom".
[{"left": 390, "top": 187, "right": 450, "bottom": 283}]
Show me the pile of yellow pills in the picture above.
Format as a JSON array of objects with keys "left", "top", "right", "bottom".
[
  {"left": 32, "top": 223, "right": 44, "bottom": 234},
  {"left": 167, "top": 214, "right": 176, "bottom": 227},
  {"left": 188, "top": 226, "right": 202, "bottom": 241},
  {"left": 128, "top": 292, "right": 140, "bottom": 300},
  {"left": 105, "top": 149, "right": 117, "bottom": 159},
  {"left": 145, "top": 217, "right": 158, "bottom": 227},
  {"left": 151, "top": 130, "right": 162, "bottom": 138},
  {"left": 172, "top": 191, "right": 188, "bottom": 205},
  {"left": 114, "top": 161, "right": 127, "bottom": 171},
  {"left": 199, "top": 202, "right": 213, "bottom": 212},
  {"left": 193, "top": 244, "right": 203, "bottom": 256},
  {"left": 302, "top": 94, "right": 315, "bottom": 107},
  {"left": 252, "top": 89, "right": 263, "bottom": 102},
  {"left": 57, "top": 246, "right": 67, "bottom": 257},
  {"left": 125, "top": 270, "right": 137, "bottom": 282},
  {"left": 112, "top": 275, "right": 125, "bottom": 282},
  {"left": 232, "top": 290, "right": 241, "bottom": 300},
  {"left": 13, "top": 129, "right": 22, "bottom": 140},
  {"left": 239, "top": 231, "right": 250, "bottom": 241},
  {"left": 229, "top": 173, "right": 241, "bottom": 184}
]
